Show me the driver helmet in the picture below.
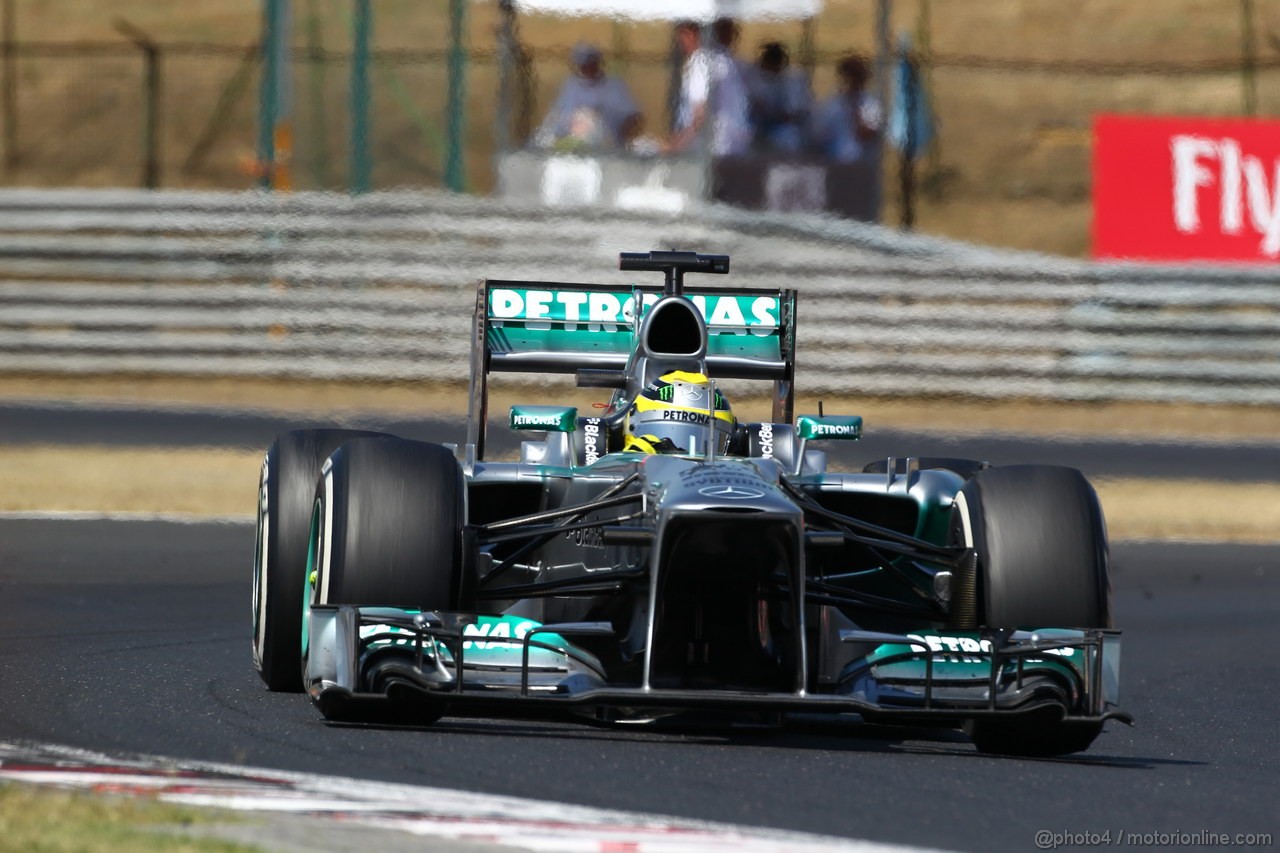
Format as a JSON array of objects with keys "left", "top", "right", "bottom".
[{"left": 622, "top": 370, "right": 735, "bottom": 454}]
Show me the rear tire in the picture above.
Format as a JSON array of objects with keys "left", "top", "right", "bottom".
[
  {"left": 863, "top": 456, "right": 987, "bottom": 481},
  {"left": 252, "top": 428, "right": 385, "bottom": 692},
  {"left": 950, "top": 465, "right": 1111, "bottom": 756}
]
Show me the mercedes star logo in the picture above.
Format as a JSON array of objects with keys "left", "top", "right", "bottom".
[{"left": 698, "top": 485, "right": 765, "bottom": 500}]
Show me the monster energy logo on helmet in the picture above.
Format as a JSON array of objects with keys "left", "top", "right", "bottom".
[{"left": 644, "top": 371, "right": 731, "bottom": 413}]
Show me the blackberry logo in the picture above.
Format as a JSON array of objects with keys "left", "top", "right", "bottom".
[{"left": 583, "top": 419, "right": 601, "bottom": 464}]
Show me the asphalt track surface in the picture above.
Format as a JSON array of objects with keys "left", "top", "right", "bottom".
[
  {"left": 0, "top": 518, "right": 1276, "bottom": 851},
  {"left": 3, "top": 401, "right": 1278, "bottom": 482}
]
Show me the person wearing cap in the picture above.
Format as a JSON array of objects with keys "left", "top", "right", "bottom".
[
  {"left": 535, "top": 41, "right": 643, "bottom": 150},
  {"left": 665, "top": 20, "right": 751, "bottom": 157}
]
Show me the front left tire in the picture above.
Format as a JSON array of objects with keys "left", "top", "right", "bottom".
[{"left": 949, "top": 464, "right": 1112, "bottom": 756}]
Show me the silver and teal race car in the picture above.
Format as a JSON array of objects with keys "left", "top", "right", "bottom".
[{"left": 251, "top": 251, "right": 1130, "bottom": 756}]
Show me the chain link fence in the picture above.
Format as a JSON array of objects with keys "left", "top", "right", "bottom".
[{"left": 2, "top": 1, "right": 1279, "bottom": 255}]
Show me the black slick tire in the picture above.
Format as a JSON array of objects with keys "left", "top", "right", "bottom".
[
  {"left": 952, "top": 464, "right": 1110, "bottom": 630},
  {"left": 311, "top": 436, "right": 469, "bottom": 610},
  {"left": 966, "top": 713, "right": 1110, "bottom": 758},
  {"left": 862, "top": 456, "right": 987, "bottom": 481},
  {"left": 303, "top": 437, "right": 469, "bottom": 723},
  {"left": 252, "top": 428, "right": 385, "bottom": 692},
  {"left": 950, "top": 464, "right": 1112, "bottom": 756}
]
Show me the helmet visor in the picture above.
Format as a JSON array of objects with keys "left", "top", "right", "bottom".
[{"left": 633, "top": 417, "right": 733, "bottom": 455}]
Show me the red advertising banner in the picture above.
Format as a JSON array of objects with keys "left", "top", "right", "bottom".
[{"left": 1093, "top": 114, "right": 1280, "bottom": 263}]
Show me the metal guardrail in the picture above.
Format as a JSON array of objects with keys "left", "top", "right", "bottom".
[{"left": 1, "top": 189, "right": 1277, "bottom": 405}]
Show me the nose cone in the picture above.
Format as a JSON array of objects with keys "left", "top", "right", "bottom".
[{"left": 645, "top": 457, "right": 797, "bottom": 516}]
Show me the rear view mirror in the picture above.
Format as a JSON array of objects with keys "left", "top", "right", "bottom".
[
  {"left": 795, "top": 415, "right": 862, "bottom": 441},
  {"left": 509, "top": 405, "right": 578, "bottom": 432}
]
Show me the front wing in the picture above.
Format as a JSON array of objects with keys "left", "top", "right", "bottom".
[{"left": 305, "top": 606, "right": 1130, "bottom": 729}]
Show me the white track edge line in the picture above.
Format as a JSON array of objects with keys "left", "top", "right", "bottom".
[{"left": 0, "top": 739, "right": 946, "bottom": 853}]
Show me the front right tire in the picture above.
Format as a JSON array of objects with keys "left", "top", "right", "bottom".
[
  {"left": 300, "top": 437, "right": 470, "bottom": 722},
  {"left": 252, "top": 428, "right": 385, "bottom": 692},
  {"left": 309, "top": 436, "right": 468, "bottom": 609}
]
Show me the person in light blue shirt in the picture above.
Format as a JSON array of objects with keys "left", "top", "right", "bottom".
[
  {"left": 665, "top": 20, "right": 751, "bottom": 157},
  {"left": 810, "top": 55, "right": 883, "bottom": 164}
]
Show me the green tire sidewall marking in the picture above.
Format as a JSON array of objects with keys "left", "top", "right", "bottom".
[{"left": 300, "top": 499, "right": 321, "bottom": 665}]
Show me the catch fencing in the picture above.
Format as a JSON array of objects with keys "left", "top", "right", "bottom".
[{"left": 0, "top": 188, "right": 1277, "bottom": 406}]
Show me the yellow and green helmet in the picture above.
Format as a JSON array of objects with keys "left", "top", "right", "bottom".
[{"left": 623, "top": 370, "right": 735, "bottom": 454}]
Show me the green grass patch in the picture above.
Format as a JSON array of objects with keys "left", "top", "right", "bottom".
[{"left": 0, "top": 783, "right": 262, "bottom": 853}]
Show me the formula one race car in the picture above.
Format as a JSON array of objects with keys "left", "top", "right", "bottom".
[{"left": 252, "top": 251, "right": 1130, "bottom": 756}]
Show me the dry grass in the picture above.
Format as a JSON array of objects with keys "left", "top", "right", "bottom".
[
  {"left": 4, "top": 374, "right": 1280, "bottom": 443},
  {"left": 4, "top": 0, "right": 1276, "bottom": 254},
  {"left": 0, "top": 445, "right": 262, "bottom": 516},
  {"left": 3, "top": 444, "right": 1277, "bottom": 542},
  {"left": 1094, "top": 477, "right": 1280, "bottom": 543}
]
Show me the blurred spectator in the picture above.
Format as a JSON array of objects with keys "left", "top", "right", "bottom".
[
  {"left": 535, "top": 41, "right": 642, "bottom": 150},
  {"left": 713, "top": 17, "right": 752, "bottom": 83},
  {"left": 810, "top": 55, "right": 883, "bottom": 164},
  {"left": 745, "top": 42, "right": 811, "bottom": 154},
  {"left": 665, "top": 20, "right": 751, "bottom": 156}
]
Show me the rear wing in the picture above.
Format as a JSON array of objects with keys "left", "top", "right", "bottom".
[{"left": 466, "top": 279, "right": 797, "bottom": 459}]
